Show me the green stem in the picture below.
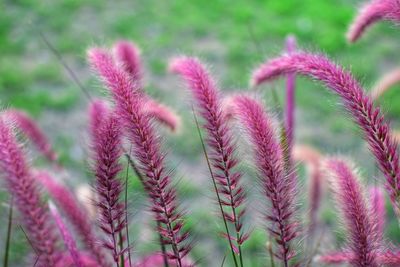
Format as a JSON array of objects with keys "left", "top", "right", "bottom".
[{"left": 3, "top": 197, "right": 13, "bottom": 267}]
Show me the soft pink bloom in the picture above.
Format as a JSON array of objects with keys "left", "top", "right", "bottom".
[
  {"left": 3, "top": 109, "right": 57, "bottom": 162},
  {"left": 369, "top": 186, "right": 386, "bottom": 244},
  {"left": 49, "top": 201, "right": 84, "bottom": 267},
  {"left": 251, "top": 51, "right": 400, "bottom": 216},
  {"left": 347, "top": 0, "right": 400, "bottom": 43},
  {"left": 230, "top": 94, "right": 298, "bottom": 266},
  {"left": 170, "top": 57, "right": 248, "bottom": 263},
  {"left": 325, "top": 158, "right": 379, "bottom": 267},
  {"left": 371, "top": 68, "right": 400, "bottom": 100},
  {"left": 143, "top": 98, "right": 181, "bottom": 132},
  {"left": 0, "top": 116, "right": 59, "bottom": 266},
  {"left": 88, "top": 48, "right": 191, "bottom": 266},
  {"left": 36, "top": 171, "right": 109, "bottom": 266}
]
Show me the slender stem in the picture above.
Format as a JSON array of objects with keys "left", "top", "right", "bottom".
[
  {"left": 124, "top": 146, "right": 133, "bottom": 267},
  {"left": 3, "top": 197, "right": 13, "bottom": 267},
  {"left": 123, "top": 151, "right": 169, "bottom": 267},
  {"left": 267, "top": 237, "right": 275, "bottom": 267},
  {"left": 192, "top": 109, "right": 239, "bottom": 267},
  {"left": 119, "top": 230, "right": 125, "bottom": 267}
]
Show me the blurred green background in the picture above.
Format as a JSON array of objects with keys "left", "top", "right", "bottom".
[{"left": 2, "top": 0, "right": 400, "bottom": 266}]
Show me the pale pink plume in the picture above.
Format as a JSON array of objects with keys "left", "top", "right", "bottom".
[
  {"left": 230, "top": 94, "right": 298, "bottom": 266},
  {"left": 49, "top": 201, "right": 84, "bottom": 267},
  {"left": 143, "top": 98, "right": 182, "bottom": 132},
  {"left": 371, "top": 68, "right": 400, "bottom": 100},
  {"left": 36, "top": 171, "right": 109, "bottom": 266},
  {"left": 170, "top": 56, "right": 248, "bottom": 265},
  {"left": 324, "top": 158, "right": 379, "bottom": 267},
  {"left": 318, "top": 250, "right": 400, "bottom": 266},
  {"left": 3, "top": 109, "right": 58, "bottom": 162},
  {"left": 0, "top": 115, "right": 59, "bottom": 266},
  {"left": 251, "top": 51, "right": 400, "bottom": 216},
  {"left": 88, "top": 48, "right": 191, "bottom": 266},
  {"left": 75, "top": 184, "right": 98, "bottom": 220},
  {"left": 347, "top": 0, "right": 400, "bottom": 43},
  {"left": 369, "top": 186, "right": 386, "bottom": 244}
]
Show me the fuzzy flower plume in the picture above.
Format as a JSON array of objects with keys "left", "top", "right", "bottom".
[
  {"left": 324, "top": 158, "right": 378, "bottom": 267},
  {"left": 293, "top": 145, "right": 323, "bottom": 234},
  {"left": 88, "top": 48, "right": 191, "bottom": 266},
  {"left": 347, "top": 0, "right": 400, "bottom": 43},
  {"left": 88, "top": 100, "right": 127, "bottom": 266},
  {"left": 251, "top": 52, "right": 400, "bottom": 216},
  {"left": 230, "top": 95, "right": 298, "bottom": 266},
  {"left": 371, "top": 68, "right": 400, "bottom": 100},
  {"left": 49, "top": 201, "right": 84, "bottom": 267},
  {"left": 369, "top": 186, "right": 386, "bottom": 244},
  {"left": 36, "top": 170, "right": 109, "bottom": 266},
  {"left": 0, "top": 115, "right": 59, "bottom": 266},
  {"left": 113, "top": 40, "right": 181, "bottom": 133},
  {"left": 169, "top": 57, "right": 248, "bottom": 262},
  {"left": 3, "top": 109, "right": 57, "bottom": 162}
]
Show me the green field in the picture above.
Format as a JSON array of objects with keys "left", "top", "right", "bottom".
[{"left": 2, "top": 0, "right": 400, "bottom": 266}]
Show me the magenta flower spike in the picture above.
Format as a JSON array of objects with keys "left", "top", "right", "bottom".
[
  {"left": 284, "top": 35, "right": 297, "bottom": 152},
  {"left": 0, "top": 116, "right": 59, "bottom": 266},
  {"left": 347, "top": 0, "right": 400, "bottom": 43},
  {"left": 251, "top": 51, "right": 400, "bottom": 216},
  {"left": 319, "top": 250, "right": 400, "bottom": 266},
  {"left": 325, "top": 158, "right": 379, "bottom": 267},
  {"left": 3, "top": 109, "right": 58, "bottom": 162},
  {"left": 113, "top": 40, "right": 182, "bottom": 133},
  {"left": 88, "top": 48, "right": 191, "bottom": 266},
  {"left": 49, "top": 201, "right": 84, "bottom": 267},
  {"left": 36, "top": 170, "right": 110, "bottom": 267},
  {"left": 230, "top": 94, "right": 298, "bottom": 266},
  {"left": 89, "top": 101, "right": 127, "bottom": 266},
  {"left": 169, "top": 57, "right": 248, "bottom": 265}
]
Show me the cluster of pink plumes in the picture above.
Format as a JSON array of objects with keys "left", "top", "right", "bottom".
[{"left": 1, "top": 0, "right": 400, "bottom": 266}]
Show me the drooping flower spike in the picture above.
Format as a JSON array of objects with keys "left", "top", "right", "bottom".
[
  {"left": 169, "top": 56, "right": 248, "bottom": 266},
  {"left": 88, "top": 100, "right": 127, "bottom": 266},
  {"left": 347, "top": 0, "right": 400, "bottom": 43},
  {"left": 3, "top": 109, "right": 58, "bottom": 162},
  {"left": 88, "top": 48, "right": 191, "bottom": 266},
  {"left": 230, "top": 94, "right": 298, "bottom": 266},
  {"left": 113, "top": 40, "right": 181, "bottom": 132},
  {"left": 251, "top": 51, "right": 400, "bottom": 216},
  {"left": 49, "top": 201, "right": 84, "bottom": 267},
  {"left": 0, "top": 115, "right": 59, "bottom": 266},
  {"left": 324, "top": 158, "right": 379, "bottom": 267},
  {"left": 36, "top": 170, "right": 109, "bottom": 266},
  {"left": 371, "top": 68, "right": 400, "bottom": 100}
]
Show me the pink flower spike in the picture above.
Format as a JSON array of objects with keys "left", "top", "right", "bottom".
[
  {"left": 325, "top": 158, "right": 379, "bottom": 267},
  {"left": 143, "top": 98, "right": 182, "bottom": 132},
  {"left": 170, "top": 56, "right": 248, "bottom": 264},
  {"left": 231, "top": 94, "right": 298, "bottom": 265},
  {"left": 347, "top": 0, "right": 400, "bottom": 43},
  {"left": 0, "top": 115, "right": 59, "bottom": 266},
  {"left": 88, "top": 48, "right": 191, "bottom": 266},
  {"left": 371, "top": 68, "right": 400, "bottom": 100},
  {"left": 49, "top": 201, "right": 84, "bottom": 267},
  {"left": 251, "top": 51, "right": 400, "bottom": 216},
  {"left": 35, "top": 170, "right": 109, "bottom": 267},
  {"left": 369, "top": 186, "right": 386, "bottom": 244},
  {"left": 113, "top": 40, "right": 143, "bottom": 84},
  {"left": 88, "top": 99, "right": 110, "bottom": 141},
  {"left": 3, "top": 109, "right": 58, "bottom": 162}
]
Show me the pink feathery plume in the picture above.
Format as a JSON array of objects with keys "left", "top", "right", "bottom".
[
  {"left": 371, "top": 68, "right": 400, "bottom": 100},
  {"left": 0, "top": 116, "right": 59, "bottom": 266},
  {"left": 318, "top": 250, "right": 400, "bottom": 266},
  {"left": 88, "top": 99, "right": 110, "bottom": 141},
  {"left": 293, "top": 145, "right": 323, "bottom": 234},
  {"left": 347, "top": 0, "right": 400, "bottom": 43},
  {"left": 369, "top": 186, "right": 386, "bottom": 244},
  {"left": 89, "top": 102, "right": 127, "bottom": 266},
  {"left": 114, "top": 40, "right": 182, "bottom": 133},
  {"left": 49, "top": 201, "right": 84, "bottom": 267},
  {"left": 325, "top": 158, "right": 379, "bottom": 267},
  {"left": 36, "top": 171, "right": 109, "bottom": 266},
  {"left": 169, "top": 57, "right": 248, "bottom": 263},
  {"left": 56, "top": 252, "right": 99, "bottom": 267},
  {"left": 230, "top": 95, "right": 298, "bottom": 266},
  {"left": 251, "top": 51, "right": 400, "bottom": 216},
  {"left": 113, "top": 40, "right": 143, "bottom": 83},
  {"left": 88, "top": 48, "right": 191, "bottom": 266},
  {"left": 284, "top": 35, "right": 297, "bottom": 152},
  {"left": 3, "top": 109, "right": 57, "bottom": 162}
]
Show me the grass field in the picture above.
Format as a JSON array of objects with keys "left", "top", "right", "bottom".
[{"left": 2, "top": 0, "right": 400, "bottom": 266}]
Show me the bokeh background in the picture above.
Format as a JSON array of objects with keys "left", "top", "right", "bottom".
[{"left": 2, "top": 0, "right": 400, "bottom": 266}]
